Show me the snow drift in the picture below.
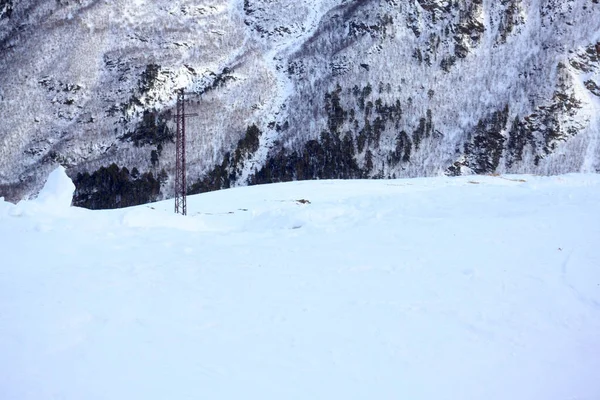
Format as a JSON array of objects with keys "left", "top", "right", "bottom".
[{"left": 1, "top": 173, "right": 599, "bottom": 399}]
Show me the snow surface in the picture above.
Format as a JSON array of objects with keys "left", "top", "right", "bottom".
[{"left": 1, "top": 172, "right": 600, "bottom": 399}]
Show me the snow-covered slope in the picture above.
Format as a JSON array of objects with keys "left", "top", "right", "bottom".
[
  {"left": 0, "top": 0, "right": 599, "bottom": 206},
  {"left": 1, "top": 169, "right": 600, "bottom": 399}
]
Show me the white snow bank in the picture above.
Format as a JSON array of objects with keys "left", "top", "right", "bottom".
[
  {"left": 34, "top": 166, "right": 75, "bottom": 210},
  {"left": 10, "top": 166, "right": 75, "bottom": 217},
  {"left": 0, "top": 196, "right": 14, "bottom": 217}
]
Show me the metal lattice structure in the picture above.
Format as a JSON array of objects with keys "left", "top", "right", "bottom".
[
  {"left": 174, "top": 89, "right": 187, "bottom": 215},
  {"left": 172, "top": 89, "right": 199, "bottom": 215}
]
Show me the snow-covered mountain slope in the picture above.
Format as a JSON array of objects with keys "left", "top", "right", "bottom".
[
  {"left": 0, "top": 0, "right": 599, "bottom": 207},
  {"left": 1, "top": 169, "right": 600, "bottom": 399}
]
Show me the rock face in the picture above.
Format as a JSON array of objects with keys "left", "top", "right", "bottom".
[{"left": 0, "top": 0, "right": 599, "bottom": 208}]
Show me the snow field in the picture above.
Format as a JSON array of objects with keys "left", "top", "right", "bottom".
[{"left": 1, "top": 170, "right": 600, "bottom": 399}]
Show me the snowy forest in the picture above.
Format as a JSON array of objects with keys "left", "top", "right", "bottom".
[{"left": 0, "top": 0, "right": 599, "bottom": 208}]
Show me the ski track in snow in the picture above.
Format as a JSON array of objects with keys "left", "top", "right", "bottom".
[{"left": 1, "top": 170, "right": 600, "bottom": 399}]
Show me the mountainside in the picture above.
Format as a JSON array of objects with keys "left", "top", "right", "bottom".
[{"left": 1, "top": 0, "right": 599, "bottom": 207}]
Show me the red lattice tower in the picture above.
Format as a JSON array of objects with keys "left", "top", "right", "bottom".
[{"left": 174, "top": 89, "right": 197, "bottom": 215}]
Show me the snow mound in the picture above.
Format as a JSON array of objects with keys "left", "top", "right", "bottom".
[
  {"left": 34, "top": 166, "right": 75, "bottom": 210},
  {"left": 0, "top": 196, "right": 14, "bottom": 218},
  {"left": 10, "top": 166, "right": 75, "bottom": 218}
]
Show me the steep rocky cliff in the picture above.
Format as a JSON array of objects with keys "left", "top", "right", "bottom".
[{"left": 1, "top": 0, "right": 599, "bottom": 208}]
